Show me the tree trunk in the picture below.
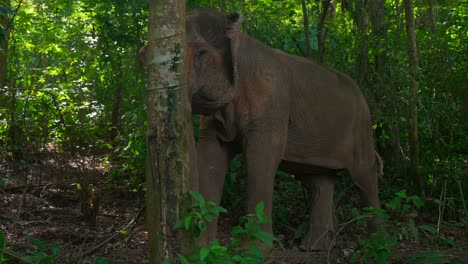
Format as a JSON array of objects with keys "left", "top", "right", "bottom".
[
  {"left": 426, "top": 0, "right": 436, "bottom": 33},
  {"left": 354, "top": 0, "right": 369, "bottom": 86},
  {"left": 301, "top": 0, "right": 312, "bottom": 59},
  {"left": 145, "top": 0, "right": 196, "bottom": 263},
  {"left": 1, "top": 0, "right": 19, "bottom": 159},
  {"left": 404, "top": 0, "right": 424, "bottom": 198},
  {"left": 369, "top": 0, "right": 386, "bottom": 76},
  {"left": 0, "top": 0, "right": 9, "bottom": 90},
  {"left": 110, "top": 66, "right": 123, "bottom": 142},
  {"left": 317, "top": 0, "right": 330, "bottom": 63}
]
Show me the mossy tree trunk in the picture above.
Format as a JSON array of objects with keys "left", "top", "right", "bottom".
[{"left": 144, "top": 0, "right": 196, "bottom": 263}]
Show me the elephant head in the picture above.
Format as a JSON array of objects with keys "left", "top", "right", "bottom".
[
  {"left": 139, "top": 9, "right": 243, "bottom": 115},
  {"left": 186, "top": 8, "right": 243, "bottom": 114}
]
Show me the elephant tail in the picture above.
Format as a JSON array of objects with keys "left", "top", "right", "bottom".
[{"left": 375, "top": 151, "right": 384, "bottom": 179}]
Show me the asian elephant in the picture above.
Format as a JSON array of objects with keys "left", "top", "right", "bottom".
[{"left": 142, "top": 7, "right": 383, "bottom": 251}]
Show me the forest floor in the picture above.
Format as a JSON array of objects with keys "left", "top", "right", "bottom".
[{"left": 0, "top": 152, "right": 466, "bottom": 264}]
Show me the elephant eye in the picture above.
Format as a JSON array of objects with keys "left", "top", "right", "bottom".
[
  {"left": 196, "top": 48, "right": 207, "bottom": 57},
  {"left": 194, "top": 48, "right": 207, "bottom": 70}
]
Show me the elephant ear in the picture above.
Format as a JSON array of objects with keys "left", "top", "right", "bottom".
[{"left": 225, "top": 12, "right": 243, "bottom": 84}]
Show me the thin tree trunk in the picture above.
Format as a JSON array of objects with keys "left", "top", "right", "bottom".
[
  {"left": 1, "top": 0, "right": 19, "bottom": 159},
  {"left": 145, "top": 0, "right": 196, "bottom": 263},
  {"left": 426, "top": 0, "right": 436, "bottom": 33},
  {"left": 110, "top": 66, "right": 123, "bottom": 142},
  {"left": 369, "top": 0, "right": 386, "bottom": 76},
  {"left": 301, "top": 0, "right": 311, "bottom": 59},
  {"left": 404, "top": 0, "right": 424, "bottom": 198},
  {"left": 0, "top": 0, "right": 9, "bottom": 89},
  {"left": 354, "top": 0, "right": 369, "bottom": 86},
  {"left": 317, "top": 0, "right": 330, "bottom": 63}
]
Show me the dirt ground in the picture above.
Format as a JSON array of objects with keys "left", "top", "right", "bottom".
[{"left": 1, "top": 153, "right": 466, "bottom": 263}]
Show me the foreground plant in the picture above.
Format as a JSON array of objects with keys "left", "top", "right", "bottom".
[{"left": 174, "top": 191, "right": 279, "bottom": 264}]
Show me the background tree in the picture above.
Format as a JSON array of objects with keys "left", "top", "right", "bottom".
[
  {"left": 404, "top": 0, "right": 424, "bottom": 198},
  {"left": 144, "top": 0, "right": 196, "bottom": 262},
  {"left": 0, "top": 0, "right": 9, "bottom": 88}
]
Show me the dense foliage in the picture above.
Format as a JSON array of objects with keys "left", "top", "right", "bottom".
[{"left": 0, "top": 0, "right": 466, "bottom": 261}]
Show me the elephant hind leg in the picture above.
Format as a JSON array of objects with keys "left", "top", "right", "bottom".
[
  {"left": 298, "top": 173, "right": 336, "bottom": 251},
  {"left": 348, "top": 165, "right": 383, "bottom": 233}
]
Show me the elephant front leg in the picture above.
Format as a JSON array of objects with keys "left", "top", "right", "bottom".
[
  {"left": 299, "top": 174, "right": 336, "bottom": 251},
  {"left": 197, "top": 131, "right": 234, "bottom": 246},
  {"left": 243, "top": 132, "right": 285, "bottom": 239}
]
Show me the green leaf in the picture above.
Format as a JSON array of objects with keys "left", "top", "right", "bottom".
[
  {"left": 0, "top": 231, "right": 5, "bottom": 263},
  {"left": 395, "top": 190, "right": 407, "bottom": 198},
  {"left": 408, "top": 250, "right": 451, "bottom": 264},
  {"left": 409, "top": 195, "right": 424, "bottom": 208},
  {"left": 248, "top": 242, "right": 264, "bottom": 261},
  {"left": 184, "top": 215, "right": 194, "bottom": 230},
  {"left": 193, "top": 226, "right": 201, "bottom": 238},
  {"left": 200, "top": 247, "right": 210, "bottom": 261},
  {"left": 94, "top": 257, "right": 108, "bottom": 264},
  {"left": 174, "top": 219, "right": 185, "bottom": 230},
  {"left": 190, "top": 191, "right": 205, "bottom": 203},
  {"left": 255, "top": 202, "right": 265, "bottom": 216},
  {"left": 198, "top": 220, "right": 207, "bottom": 233},
  {"left": 0, "top": 175, "right": 11, "bottom": 187},
  {"left": 177, "top": 253, "right": 190, "bottom": 264},
  {"left": 219, "top": 206, "right": 227, "bottom": 213},
  {"left": 232, "top": 226, "right": 246, "bottom": 236},
  {"left": 28, "top": 237, "right": 47, "bottom": 251},
  {"left": 364, "top": 207, "right": 389, "bottom": 220},
  {"left": 204, "top": 214, "right": 213, "bottom": 222},
  {"left": 419, "top": 224, "right": 437, "bottom": 235},
  {"left": 255, "top": 231, "right": 276, "bottom": 246},
  {"left": 51, "top": 242, "right": 61, "bottom": 256}
]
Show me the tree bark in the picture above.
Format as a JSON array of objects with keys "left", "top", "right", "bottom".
[
  {"left": 426, "top": 0, "right": 436, "bottom": 33},
  {"left": 301, "top": 0, "right": 312, "bottom": 59},
  {"left": 1, "top": 0, "right": 19, "bottom": 159},
  {"left": 317, "top": 0, "right": 331, "bottom": 63},
  {"left": 144, "top": 0, "right": 196, "bottom": 263},
  {"left": 354, "top": 0, "right": 369, "bottom": 86},
  {"left": 0, "top": 0, "right": 9, "bottom": 89},
  {"left": 110, "top": 66, "right": 123, "bottom": 142},
  {"left": 404, "top": 0, "right": 424, "bottom": 198},
  {"left": 369, "top": 0, "right": 386, "bottom": 76}
]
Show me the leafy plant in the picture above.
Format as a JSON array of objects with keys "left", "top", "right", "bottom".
[
  {"left": 408, "top": 250, "right": 463, "bottom": 264},
  {"left": 176, "top": 191, "right": 227, "bottom": 238},
  {"left": 351, "top": 229, "right": 398, "bottom": 264},
  {"left": 350, "top": 191, "right": 423, "bottom": 263},
  {"left": 0, "top": 232, "right": 60, "bottom": 264},
  {"left": 174, "top": 192, "right": 279, "bottom": 264},
  {"left": 0, "top": 231, "right": 5, "bottom": 263},
  {"left": 0, "top": 175, "right": 11, "bottom": 188},
  {"left": 0, "top": 230, "right": 108, "bottom": 264},
  {"left": 23, "top": 237, "right": 61, "bottom": 264}
]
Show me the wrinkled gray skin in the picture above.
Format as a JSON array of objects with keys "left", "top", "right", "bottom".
[{"left": 141, "top": 8, "right": 383, "bottom": 251}]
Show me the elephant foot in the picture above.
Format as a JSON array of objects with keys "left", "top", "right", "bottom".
[{"left": 299, "top": 229, "right": 333, "bottom": 251}]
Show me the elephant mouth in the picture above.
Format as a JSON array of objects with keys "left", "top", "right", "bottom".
[
  {"left": 191, "top": 100, "right": 224, "bottom": 115},
  {"left": 191, "top": 90, "right": 229, "bottom": 114}
]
